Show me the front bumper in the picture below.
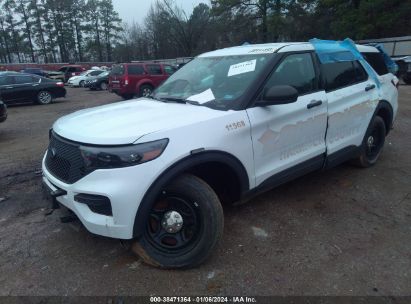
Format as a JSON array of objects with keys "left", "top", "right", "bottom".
[{"left": 42, "top": 153, "right": 158, "bottom": 239}]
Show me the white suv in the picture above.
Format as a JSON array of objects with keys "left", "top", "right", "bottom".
[{"left": 42, "top": 42, "right": 398, "bottom": 268}]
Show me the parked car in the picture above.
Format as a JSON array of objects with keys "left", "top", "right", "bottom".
[
  {"left": 394, "top": 56, "right": 411, "bottom": 84},
  {"left": 0, "top": 72, "right": 66, "bottom": 105},
  {"left": 48, "top": 65, "right": 85, "bottom": 83},
  {"left": 85, "top": 71, "right": 110, "bottom": 90},
  {"left": 109, "top": 63, "right": 176, "bottom": 99},
  {"left": 42, "top": 41, "right": 398, "bottom": 269},
  {"left": 68, "top": 69, "right": 105, "bottom": 87},
  {"left": 21, "top": 68, "right": 49, "bottom": 78},
  {"left": 0, "top": 100, "right": 7, "bottom": 123}
]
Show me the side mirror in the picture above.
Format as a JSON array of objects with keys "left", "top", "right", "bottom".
[{"left": 256, "top": 85, "right": 299, "bottom": 107}]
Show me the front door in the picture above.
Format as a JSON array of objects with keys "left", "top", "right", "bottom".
[{"left": 247, "top": 52, "right": 328, "bottom": 186}]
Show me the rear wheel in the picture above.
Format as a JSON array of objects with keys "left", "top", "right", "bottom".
[
  {"left": 120, "top": 94, "right": 134, "bottom": 100},
  {"left": 403, "top": 76, "right": 411, "bottom": 85},
  {"left": 37, "top": 91, "right": 53, "bottom": 105},
  {"left": 132, "top": 174, "right": 224, "bottom": 269},
  {"left": 139, "top": 84, "right": 153, "bottom": 97},
  {"left": 353, "top": 116, "right": 386, "bottom": 168}
]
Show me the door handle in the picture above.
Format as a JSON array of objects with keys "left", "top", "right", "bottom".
[
  {"left": 307, "top": 100, "right": 323, "bottom": 109},
  {"left": 365, "top": 84, "right": 376, "bottom": 92}
]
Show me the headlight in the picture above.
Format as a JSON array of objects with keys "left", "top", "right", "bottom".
[{"left": 80, "top": 139, "right": 169, "bottom": 171}]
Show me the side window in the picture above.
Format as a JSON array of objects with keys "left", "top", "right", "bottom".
[
  {"left": 362, "top": 52, "right": 389, "bottom": 76},
  {"left": 32, "top": 76, "right": 41, "bottom": 83},
  {"left": 264, "top": 53, "right": 317, "bottom": 95},
  {"left": 164, "top": 65, "right": 176, "bottom": 75},
  {"left": 0, "top": 76, "right": 13, "bottom": 86},
  {"left": 90, "top": 70, "right": 102, "bottom": 76},
  {"left": 14, "top": 75, "right": 33, "bottom": 84},
  {"left": 128, "top": 65, "right": 145, "bottom": 75},
  {"left": 322, "top": 61, "right": 356, "bottom": 92},
  {"left": 146, "top": 64, "right": 162, "bottom": 75},
  {"left": 354, "top": 61, "right": 368, "bottom": 82}
]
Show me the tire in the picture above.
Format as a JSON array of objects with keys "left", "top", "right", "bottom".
[
  {"left": 139, "top": 84, "right": 153, "bottom": 97},
  {"left": 121, "top": 94, "right": 134, "bottom": 100},
  {"left": 132, "top": 174, "right": 224, "bottom": 269},
  {"left": 403, "top": 76, "right": 411, "bottom": 85},
  {"left": 100, "top": 82, "right": 108, "bottom": 91},
  {"left": 353, "top": 116, "right": 386, "bottom": 168},
  {"left": 79, "top": 80, "right": 85, "bottom": 88},
  {"left": 37, "top": 91, "right": 53, "bottom": 105}
]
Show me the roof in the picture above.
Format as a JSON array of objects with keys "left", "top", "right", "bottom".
[{"left": 199, "top": 42, "right": 378, "bottom": 58}]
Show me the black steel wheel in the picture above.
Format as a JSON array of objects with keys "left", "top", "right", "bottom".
[
  {"left": 353, "top": 115, "right": 386, "bottom": 168},
  {"left": 132, "top": 174, "right": 224, "bottom": 269}
]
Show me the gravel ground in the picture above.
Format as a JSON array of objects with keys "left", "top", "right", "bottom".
[{"left": 0, "top": 87, "right": 410, "bottom": 296}]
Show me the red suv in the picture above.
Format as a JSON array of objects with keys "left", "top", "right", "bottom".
[{"left": 109, "top": 63, "right": 176, "bottom": 99}]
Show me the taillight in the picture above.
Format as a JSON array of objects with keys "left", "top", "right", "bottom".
[
  {"left": 391, "top": 79, "right": 399, "bottom": 89},
  {"left": 56, "top": 82, "right": 65, "bottom": 87},
  {"left": 124, "top": 76, "right": 129, "bottom": 86}
]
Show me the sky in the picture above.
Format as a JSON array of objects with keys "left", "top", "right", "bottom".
[{"left": 112, "top": 0, "right": 210, "bottom": 25}]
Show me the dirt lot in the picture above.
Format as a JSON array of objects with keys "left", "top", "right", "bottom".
[{"left": 0, "top": 87, "right": 410, "bottom": 296}]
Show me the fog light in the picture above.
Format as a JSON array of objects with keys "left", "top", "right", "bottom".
[{"left": 74, "top": 194, "right": 112, "bottom": 216}]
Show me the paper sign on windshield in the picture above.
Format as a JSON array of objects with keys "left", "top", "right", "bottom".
[
  {"left": 228, "top": 59, "right": 257, "bottom": 77},
  {"left": 187, "top": 89, "right": 215, "bottom": 104}
]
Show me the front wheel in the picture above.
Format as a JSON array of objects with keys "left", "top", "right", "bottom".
[
  {"left": 132, "top": 174, "right": 224, "bottom": 269},
  {"left": 353, "top": 116, "right": 386, "bottom": 168},
  {"left": 100, "top": 82, "right": 108, "bottom": 90},
  {"left": 79, "top": 80, "right": 85, "bottom": 87},
  {"left": 37, "top": 91, "right": 53, "bottom": 105}
]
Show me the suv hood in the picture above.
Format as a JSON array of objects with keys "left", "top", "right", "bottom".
[{"left": 53, "top": 98, "right": 229, "bottom": 145}]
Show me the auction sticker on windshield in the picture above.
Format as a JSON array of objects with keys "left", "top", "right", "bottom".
[
  {"left": 228, "top": 59, "right": 257, "bottom": 77},
  {"left": 187, "top": 88, "right": 216, "bottom": 104}
]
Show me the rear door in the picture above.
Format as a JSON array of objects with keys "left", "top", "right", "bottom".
[
  {"left": 0, "top": 76, "right": 16, "bottom": 104},
  {"left": 323, "top": 61, "right": 379, "bottom": 155},
  {"left": 12, "top": 75, "right": 39, "bottom": 102},
  {"left": 146, "top": 64, "right": 166, "bottom": 87}
]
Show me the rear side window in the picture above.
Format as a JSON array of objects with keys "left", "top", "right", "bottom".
[
  {"left": 128, "top": 65, "right": 144, "bottom": 75},
  {"left": 264, "top": 53, "right": 317, "bottom": 95},
  {"left": 14, "top": 75, "right": 33, "bottom": 84},
  {"left": 322, "top": 61, "right": 357, "bottom": 92},
  {"left": 111, "top": 65, "right": 125, "bottom": 76},
  {"left": 354, "top": 61, "right": 368, "bottom": 82},
  {"left": 146, "top": 64, "right": 162, "bottom": 75},
  {"left": 0, "top": 76, "right": 13, "bottom": 85},
  {"left": 362, "top": 52, "right": 389, "bottom": 75},
  {"left": 90, "top": 70, "right": 103, "bottom": 76}
]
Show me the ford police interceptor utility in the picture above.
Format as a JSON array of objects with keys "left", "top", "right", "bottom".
[{"left": 42, "top": 41, "right": 398, "bottom": 268}]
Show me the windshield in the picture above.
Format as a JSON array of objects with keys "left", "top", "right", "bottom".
[
  {"left": 153, "top": 54, "right": 273, "bottom": 110},
  {"left": 100, "top": 71, "right": 109, "bottom": 77}
]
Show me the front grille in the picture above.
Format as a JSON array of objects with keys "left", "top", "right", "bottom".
[{"left": 45, "top": 132, "right": 86, "bottom": 184}]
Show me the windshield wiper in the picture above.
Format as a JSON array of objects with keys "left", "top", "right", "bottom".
[{"left": 157, "top": 97, "right": 200, "bottom": 105}]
